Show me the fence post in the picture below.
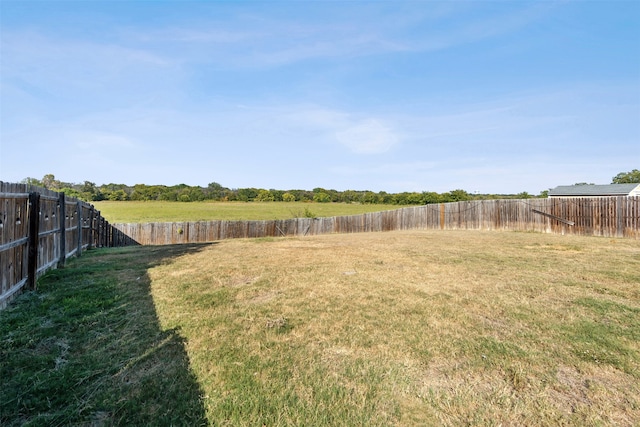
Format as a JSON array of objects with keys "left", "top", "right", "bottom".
[
  {"left": 77, "top": 201, "right": 83, "bottom": 257},
  {"left": 102, "top": 217, "right": 106, "bottom": 245},
  {"left": 102, "top": 217, "right": 106, "bottom": 247},
  {"left": 27, "top": 192, "right": 41, "bottom": 291},
  {"left": 97, "top": 215, "right": 103, "bottom": 247},
  {"left": 88, "top": 206, "right": 95, "bottom": 250},
  {"left": 58, "top": 192, "right": 66, "bottom": 268}
]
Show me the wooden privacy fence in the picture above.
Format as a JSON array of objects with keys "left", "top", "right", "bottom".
[
  {"left": 113, "top": 196, "right": 639, "bottom": 246},
  {"left": 2, "top": 180, "right": 638, "bottom": 309},
  {"left": 0, "top": 182, "right": 135, "bottom": 309}
]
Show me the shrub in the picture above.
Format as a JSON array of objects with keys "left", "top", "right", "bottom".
[{"left": 313, "top": 192, "right": 331, "bottom": 203}]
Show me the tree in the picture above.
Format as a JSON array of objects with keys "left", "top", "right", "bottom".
[
  {"left": 206, "top": 182, "right": 227, "bottom": 200},
  {"left": 189, "top": 187, "right": 206, "bottom": 202},
  {"left": 377, "top": 191, "right": 394, "bottom": 204},
  {"left": 60, "top": 187, "right": 81, "bottom": 199},
  {"left": 340, "top": 190, "right": 359, "bottom": 204},
  {"left": 42, "top": 174, "right": 61, "bottom": 190},
  {"left": 406, "top": 192, "right": 425, "bottom": 204},
  {"left": 269, "top": 189, "right": 285, "bottom": 202},
  {"left": 422, "top": 192, "right": 442, "bottom": 204},
  {"left": 360, "top": 191, "right": 381, "bottom": 204},
  {"left": 282, "top": 192, "right": 296, "bottom": 202},
  {"left": 287, "top": 189, "right": 312, "bottom": 202},
  {"left": 107, "top": 189, "right": 128, "bottom": 201},
  {"left": 101, "top": 183, "right": 132, "bottom": 200},
  {"left": 21, "top": 177, "right": 43, "bottom": 187},
  {"left": 79, "top": 181, "right": 102, "bottom": 201},
  {"left": 446, "top": 189, "right": 471, "bottom": 202},
  {"left": 313, "top": 192, "right": 331, "bottom": 203},
  {"left": 131, "top": 184, "right": 164, "bottom": 201},
  {"left": 256, "top": 189, "right": 275, "bottom": 202},
  {"left": 612, "top": 169, "right": 640, "bottom": 184},
  {"left": 237, "top": 188, "right": 258, "bottom": 202}
]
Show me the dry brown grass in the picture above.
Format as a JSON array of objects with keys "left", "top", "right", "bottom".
[{"left": 148, "top": 230, "right": 640, "bottom": 426}]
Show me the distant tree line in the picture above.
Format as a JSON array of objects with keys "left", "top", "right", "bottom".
[
  {"left": 19, "top": 169, "right": 638, "bottom": 204},
  {"left": 19, "top": 174, "right": 538, "bottom": 203}
]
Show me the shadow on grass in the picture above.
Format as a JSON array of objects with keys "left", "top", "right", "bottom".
[{"left": 0, "top": 243, "right": 214, "bottom": 426}]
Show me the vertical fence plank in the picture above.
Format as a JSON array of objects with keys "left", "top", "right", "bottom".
[
  {"left": 76, "top": 201, "right": 83, "bottom": 257},
  {"left": 88, "top": 206, "right": 95, "bottom": 250},
  {"left": 27, "top": 192, "right": 40, "bottom": 291},
  {"left": 616, "top": 196, "right": 623, "bottom": 238},
  {"left": 58, "top": 192, "right": 66, "bottom": 268}
]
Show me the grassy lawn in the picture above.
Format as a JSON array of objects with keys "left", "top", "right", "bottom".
[
  {"left": 2, "top": 230, "right": 639, "bottom": 425},
  {"left": 0, "top": 246, "right": 209, "bottom": 426},
  {"left": 93, "top": 201, "right": 400, "bottom": 223}
]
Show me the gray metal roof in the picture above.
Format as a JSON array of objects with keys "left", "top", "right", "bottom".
[{"left": 548, "top": 184, "right": 640, "bottom": 196}]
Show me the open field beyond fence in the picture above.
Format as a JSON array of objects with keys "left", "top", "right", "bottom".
[
  {"left": 2, "top": 230, "right": 639, "bottom": 426},
  {"left": 93, "top": 200, "right": 401, "bottom": 223}
]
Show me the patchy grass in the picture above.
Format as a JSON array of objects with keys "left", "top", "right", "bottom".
[
  {"left": 93, "top": 200, "right": 399, "bottom": 223},
  {"left": 3, "top": 230, "right": 639, "bottom": 425},
  {"left": 148, "top": 230, "right": 640, "bottom": 426}
]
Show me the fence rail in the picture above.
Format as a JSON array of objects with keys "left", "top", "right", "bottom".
[
  {"left": 113, "top": 196, "right": 639, "bottom": 245},
  {"left": 0, "top": 182, "right": 135, "bottom": 309},
  {"left": 2, "top": 180, "right": 638, "bottom": 310}
]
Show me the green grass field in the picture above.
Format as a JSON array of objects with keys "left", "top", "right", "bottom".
[
  {"left": 93, "top": 201, "right": 400, "bottom": 223},
  {"left": 2, "top": 230, "right": 639, "bottom": 426}
]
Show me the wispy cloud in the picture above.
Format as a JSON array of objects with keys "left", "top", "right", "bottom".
[
  {"left": 413, "top": 2, "right": 556, "bottom": 51},
  {"left": 1, "top": 1, "right": 554, "bottom": 90},
  {"left": 2, "top": 30, "right": 170, "bottom": 75},
  {"left": 131, "top": 27, "right": 256, "bottom": 44},
  {"left": 1, "top": 29, "right": 183, "bottom": 124},
  {"left": 107, "top": 6, "right": 423, "bottom": 69},
  {"left": 335, "top": 119, "right": 399, "bottom": 154}
]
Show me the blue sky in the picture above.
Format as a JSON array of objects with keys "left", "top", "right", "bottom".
[{"left": 1, "top": 1, "right": 638, "bottom": 194}]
